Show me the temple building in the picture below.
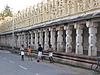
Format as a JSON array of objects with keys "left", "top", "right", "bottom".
[{"left": 0, "top": 0, "right": 100, "bottom": 56}]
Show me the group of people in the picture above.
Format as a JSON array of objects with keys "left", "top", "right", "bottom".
[
  {"left": 37, "top": 44, "right": 54, "bottom": 63},
  {"left": 20, "top": 44, "right": 54, "bottom": 63},
  {"left": 20, "top": 45, "right": 32, "bottom": 61}
]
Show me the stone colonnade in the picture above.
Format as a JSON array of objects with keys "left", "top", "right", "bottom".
[{"left": 0, "top": 20, "right": 99, "bottom": 56}]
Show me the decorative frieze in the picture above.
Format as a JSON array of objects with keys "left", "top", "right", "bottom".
[{"left": 1, "top": 0, "right": 100, "bottom": 33}]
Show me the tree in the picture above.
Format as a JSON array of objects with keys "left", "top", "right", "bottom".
[
  {"left": 3, "top": 5, "right": 13, "bottom": 17},
  {"left": 0, "top": 12, "right": 4, "bottom": 20}
]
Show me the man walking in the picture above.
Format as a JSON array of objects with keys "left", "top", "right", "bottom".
[{"left": 37, "top": 44, "right": 43, "bottom": 62}]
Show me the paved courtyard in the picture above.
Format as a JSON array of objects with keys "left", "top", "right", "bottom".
[{"left": 0, "top": 50, "right": 99, "bottom": 75}]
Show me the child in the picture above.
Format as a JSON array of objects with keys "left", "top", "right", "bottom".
[
  {"left": 27, "top": 46, "right": 32, "bottom": 61},
  {"left": 48, "top": 45, "right": 54, "bottom": 63},
  {"left": 21, "top": 50, "right": 24, "bottom": 61},
  {"left": 20, "top": 45, "right": 25, "bottom": 61}
]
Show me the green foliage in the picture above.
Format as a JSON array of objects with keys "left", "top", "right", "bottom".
[
  {"left": 0, "top": 13, "right": 4, "bottom": 20},
  {"left": 0, "top": 5, "right": 13, "bottom": 20},
  {"left": 3, "top": 5, "right": 13, "bottom": 17}
]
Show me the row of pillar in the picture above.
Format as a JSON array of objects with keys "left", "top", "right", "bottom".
[{"left": 0, "top": 20, "right": 98, "bottom": 56}]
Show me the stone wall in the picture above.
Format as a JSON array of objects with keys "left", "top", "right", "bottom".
[{"left": 0, "top": 0, "right": 100, "bottom": 33}]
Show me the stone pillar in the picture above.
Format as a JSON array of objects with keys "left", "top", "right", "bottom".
[
  {"left": 39, "top": 30, "right": 43, "bottom": 48},
  {"left": 9, "top": 35, "right": 12, "bottom": 47},
  {"left": 64, "top": 25, "right": 72, "bottom": 53},
  {"left": 7, "top": 35, "right": 9, "bottom": 46},
  {"left": 8, "top": 35, "right": 11, "bottom": 46},
  {"left": 86, "top": 21, "right": 98, "bottom": 56},
  {"left": 2, "top": 36, "right": 4, "bottom": 45},
  {"left": 23, "top": 32, "right": 27, "bottom": 48},
  {"left": 27, "top": 32, "right": 30, "bottom": 47},
  {"left": 17, "top": 34, "right": 21, "bottom": 48},
  {"left": 14, "top": 34, "right": 17, "bottom": 47},
  {"left": 57, "top": 26, "right": 64, "bottom": 52},
  {"left": 50, "top": 28, "right": 56, "bottom": 51},
  {"left": 21, "top": 33, "right": 24, "bottom": 46},
  {"left": 34, "top": 30, "right": 38, "bottom": 50},
  {"left": 5, "top": 36, "right": 7, "bottom": 46},
  {"left": 21, "top": 32, "right": 26, "bottom": 48},
  {"left": 3, "top": 35, "right": 6, "bottom": 46},
  {"left": 74, "top": 24, "right": 84, "bottom": 54},
  {"left": 30, "top": 31, "right": 34, "bottom": 46},
  {"left": 2, "top": 36, "right": 3, "bottom": 45},
  {"left": 44, "top": 29, "right": 49, "bottom": 50},
  {"left": 20, "top": 33, "right": 23, "bottom": 46}
]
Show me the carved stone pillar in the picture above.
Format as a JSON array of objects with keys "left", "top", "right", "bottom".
[
  {"left": 30, "top": 31, "right": 34, "bottom": 46},
  {"left": 10, "top": 35, "right": 12, "bottom": 47},
  {"left": 86, "top": 21, "right": 98, "bottom": 56},
  {"left": 34, "top": 30, "right": 38, "bottom": 50},
  {"left": 22, "top": 33, "right": 27, "bottom": 48},
  {"left": 10, "top": 35, "right": 12, "bottom": 46},
  {"left": 74, "top": 23, "right": 84, "bottom": 54},
  {"left": 1, "top": 36, "right": 3, "bottom": 46},
  {"left": 57, "top": 26, "right": 64, "bottom": 52},
  {"left": 2, "top": 36, "right": 4, "bottom": 46},
  {"left": 50, "top": 28, "right": 56, "bottom": 51},
  {"left": 17, "top": 33, "right": 21, "bottom": 48},
  {"left": 14, "top": 34, "right": 17, "bottom": 47},
  {"left": 20, "top": 33, "right": 23, "bottom": 46},
  {"left": 8, "top": 35, "right": 11, "bottom": 46},
  {"left": 44, "top": 29, "right": 49, "bottom": 50},
  {"left": 7, "top": 36, "right": 9, "bottom": 46},
  {"left": 64, "top": 25, "right": 72, "bottom": 53},
  {"left": 6, "top": 35, "right": 8, "bottom": 46},
  {"left": 39, "top": 30, "right": 43, "bottom": 48},
  {"left": 4, "top": 35, "right": 6, "bottom": 46},
  {"left": 27, "top": 33, "right": 30, "bottom": 47},
  {"left": 21, "top": 33, "right": 24, "bottom": 47}
]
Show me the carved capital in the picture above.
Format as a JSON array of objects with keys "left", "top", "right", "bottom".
[
  {"left": 86, "top": 20, "right": 98, "bottom": 28},
  {"left": 74, "top": 23, "right": 84, "bottom": 29},
  {"left": 56, "top": 26, "right": 64, "bottom": 31},
  {"left": 64, "top": 25, "right": 73, "bottom": 30}
]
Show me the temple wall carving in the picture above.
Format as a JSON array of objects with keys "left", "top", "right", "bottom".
[{"left": 0, "top": 0, "right": 100, "bottom": 33}]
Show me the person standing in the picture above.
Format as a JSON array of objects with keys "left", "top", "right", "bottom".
[
  {"left": 37, "top": 44, "right": 43, "bottom": 62},
  {"left": 27, "top": 46, "right": 32, "bottom": 61},
  {"left": 48, "top": 45, "right": 54, "bottom": 63},
  {"left": 20, "top": 45, "right": 25, "bottom": 61}
]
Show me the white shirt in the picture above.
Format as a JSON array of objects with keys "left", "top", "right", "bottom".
[
  {"left": 49, "top": 52, "right": 53, "bottom": 57},
  {"left": 21, "top": 51, "right": 24, "bottom": 55}
]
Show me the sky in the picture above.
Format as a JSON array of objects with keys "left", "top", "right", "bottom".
[{"left": 0, "top": 0, "right": 44, "bottom": 13}]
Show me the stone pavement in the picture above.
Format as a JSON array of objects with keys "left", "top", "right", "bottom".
[{"left": 0, "top": 50, "right": 99, "bottom": 75}]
